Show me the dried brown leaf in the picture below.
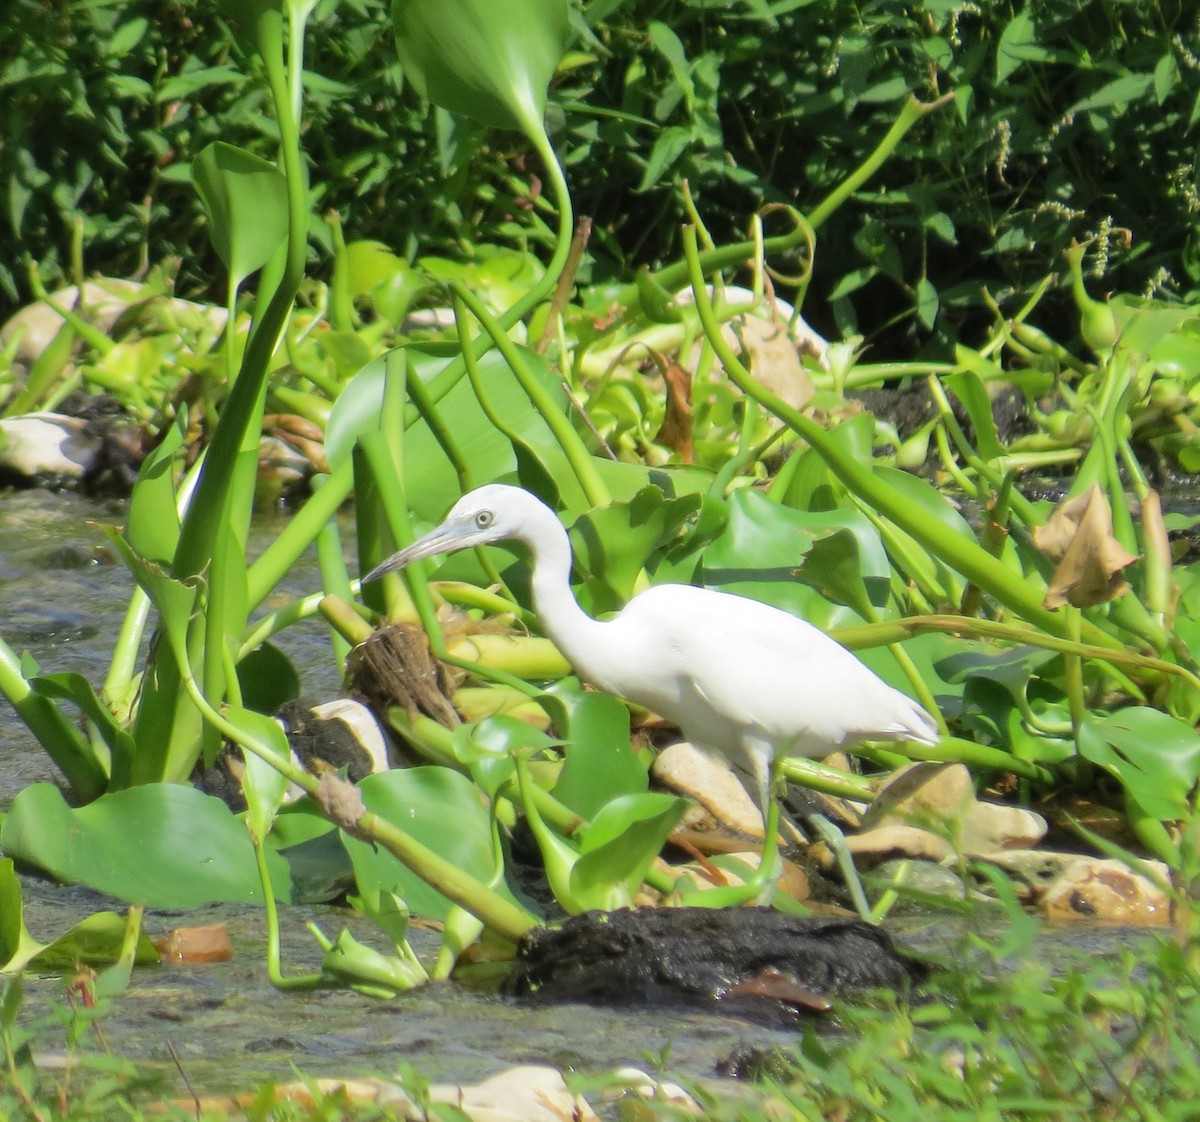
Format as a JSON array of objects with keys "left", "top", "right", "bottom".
[{"left": 1038, "top": 484, "right": 1138, "bottom": 609}]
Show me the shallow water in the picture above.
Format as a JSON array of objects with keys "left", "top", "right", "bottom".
[{"left": 0, "top": 491, "right": 343, "bottom": 809}]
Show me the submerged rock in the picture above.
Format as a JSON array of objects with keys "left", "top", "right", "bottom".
[{"left": 506, "top": 907, "right": 924, "bottom": 1021}]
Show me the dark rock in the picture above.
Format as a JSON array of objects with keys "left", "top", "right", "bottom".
[{"left": 506, "top": 907, "right": 925, "bottom": 1021}]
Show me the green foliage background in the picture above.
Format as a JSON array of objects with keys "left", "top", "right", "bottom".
[{"left": 3, "top": 0, "right": 1199, "bottom": 351}]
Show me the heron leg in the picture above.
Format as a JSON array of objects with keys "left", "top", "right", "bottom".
[
  {"left": 675, "top": 751, "right": 783, "bottom": 908},
  {"left": 748, "top": 756, "right": 785, "bottom": 904}
]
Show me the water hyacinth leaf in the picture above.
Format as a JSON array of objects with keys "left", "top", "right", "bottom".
[
  {"left": 192, "top": 142, "right": 288, "bottom": 289},
  {"left": 569, "top": 486, "right": 702, "bottom": 611},
  {"left": 325, "top": 347, "right": 569, "bottom": 523},
  {"left": 701, "top": 489, "right": 884, "bottom": 628},
  {"left": 342, "top": 767, "right": 517, "bottom": 920},
  {"left": 1087, "top": 707, "right": 1200, "bottom": 817},
  {"left": 451, "top": 714, "right": 554, "bottom": 797},
  {"left": 943, "top": 371, "right": 1004, "bottom": 460},
  {"left": 0, "top": 859, "right": 42, "bottom": 973},
  {"left": 226, "top": 704, "right": 292, "bottom": 843},
  {"left": 542, "top": 685, "right": 646, "bottom": 818},
  {"left": 236, "top": 643, "right": 300, "bottom": 715},
  {"left": 0, "top": 860, "right": 159, "bottom": 974},
  {"left": 0, "top": 784, "right": 289, "bottom": 907},
  {"left": 391, "top": 0, "right": 569, "bottom": 139},
  {"left": 28, "top": 672, "right": 135, "bottom": 788},
  {"left": 570, "top": 793, "right": 689, "bottom": 911},
  {"left": 125, "top": 406, "right": 186, "bottom": 565},
  {"left": 795, "top": 527, "right": 879, "bottom": 617},
  {"left": 23, "top": 914, "right": 159, "bottom": 974}
]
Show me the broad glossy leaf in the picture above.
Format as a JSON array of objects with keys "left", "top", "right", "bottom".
[
  {"left": 1084, "top": 707, "right": 1200, "bottom": 819},
  {"left": 236, "top": 642, "right": 300, "bottom": 715},
  {"left": 341, "top": 766, "right": 517, "bottom": 920},
  {"left": 542, "top": 685, "right": 646, "bottom": 818},
  {"left": 570, "top": 793, "right": 688, "bottom": 911},
  {"left": 450, "top": 714, "right": 552, "bottom": 798},
  {"left": 0, "top": 784, "right": 288, "bottom": 907},
  {"left": 701, "top": 488, "right": 882, "bottom": 627},
  {"left": 569, "top": 486, "right": 702, "bottom": 610},
  {"left": 192, "top": 142, "right": 288, "bottom": 288},
  {"left": 324, "top": 346, "right": 568, "bottom": 520},
  {"left": 391, "top": 0, "right": 569, "bottom": 138}
]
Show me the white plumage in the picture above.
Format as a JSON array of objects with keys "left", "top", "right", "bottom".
[{"left": 366, "top": 484, "right": 940, "bottom": 897}]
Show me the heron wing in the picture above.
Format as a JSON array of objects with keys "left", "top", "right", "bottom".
[{"left": 617, "top": 585, "right": 937, "bottom": 752}]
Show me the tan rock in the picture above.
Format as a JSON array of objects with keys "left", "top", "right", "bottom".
[
  {"left": 810, "top": 824, "right": 955, "bottom": 870},
  {"left": 863, "top": 762, "right": 1046, "bottom": 855},
  {"left": 1040, "top": 857, "right": 1173, "bottom": 926},
  {"left": 653, "top": 741, "right": 764, "bottom": 839},
  {"left": 428, "top": 1065, "right": 598, "bottom": 1122},
  {"left": 602, "top": 1068, "right": 702, "bottom": 1114},
  {"left": 960, "top": 802, "right": 1048, "bottom": 855},
  {"left": 0, "top": 413, "right": 102, "bottom": 480}
]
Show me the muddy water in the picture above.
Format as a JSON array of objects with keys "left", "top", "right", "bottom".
[{"left": 0, "top": 490, "right": 1162, "bottom": 1098}]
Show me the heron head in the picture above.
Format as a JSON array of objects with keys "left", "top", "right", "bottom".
[{"left": 362, "top": 484, "right": 544, "bottom": 582}]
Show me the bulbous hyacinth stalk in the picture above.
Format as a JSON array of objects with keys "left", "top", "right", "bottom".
[{"left": 390, "top": 0, "right": 569, "bottom": 141}]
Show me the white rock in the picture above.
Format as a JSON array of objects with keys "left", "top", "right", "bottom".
[
  {"left": 311, "top": 698, "right": 391, "bottom": 774},
  {"left": 427, "top": 1065, "right": 598, "bottom": 1122},
  {"left": 0, "top": 413, "right": 101, "bottom": 480}
]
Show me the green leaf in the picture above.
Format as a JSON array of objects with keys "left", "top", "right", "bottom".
[
  {"left": 125, "top": 406, "right": 186, "bottom": 565},
  {"left": 236, "top": 643, "right": 300, "bottom": 715},
  {"left": 996, "top": 12, "right": 1053, "bottom": 83},
  {"left": 192, "top": 142, "right": 289, "bottom": 289},
  {"left": 570, "top": 793, "right": 688, "bottom": 910},
  {"left": 637, "top": 125, "right": 691, "bottom": 192},
  {"left": 569, "top": 486, "right": 701, "bottom": 610},
  {"left": 701, "top": 488, "right": 886, "bottom": 627},
  {"left": 391, "top": 0, "right": 569, "bottom": 139},
  {"left": 28, "top": 672, "right": 136, "bottom": 789},
  {"left": 0, "top": 858, "right": 160, "bottom": 974},
  {"left": 916, "top": 277, "right": 939, "bottom": 330},
  {"left": 1083, "top": 708, "right": 1200, "bottom": 820},
  {"left": 225, "top": 705, "right": 292, "bottom": 843},
  {"left": 341, "top": 767, "right": 518, "bottom": 920},
  {"left": 1069, "top": 73, "right": 1154, "bottom": 116},
  {"left": 943, "top": 371, "right": 1004, "bottom": 460},
  {"left": 648, "top": 21, "right": 694, "bottom": 108},
  {"left": 542, "top": 685, "right": 646, "bottom": 818},
  {"left": 0, "top": 784, "right": 288, "bottom": 907}
]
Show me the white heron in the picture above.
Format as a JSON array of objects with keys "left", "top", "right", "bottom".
[{"left": 365, "top": 484, "right": 941, "bottom": 902}]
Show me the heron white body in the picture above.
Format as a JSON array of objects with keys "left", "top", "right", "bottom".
[{"left": 365, "top": 484, "right": 940, "bottom": 809}]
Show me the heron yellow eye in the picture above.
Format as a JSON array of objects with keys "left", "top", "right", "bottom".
[{"left": 476, "top": 511, "right": 494, "bottom": 529}]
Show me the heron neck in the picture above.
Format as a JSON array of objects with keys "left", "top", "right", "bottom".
[{"left": 522, "top": 516, "right": 603, "bottom": 665}]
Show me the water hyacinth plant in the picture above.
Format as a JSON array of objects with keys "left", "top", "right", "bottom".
[{"left": 0, "top": 0, "right": 1197, "bottom": 1005}]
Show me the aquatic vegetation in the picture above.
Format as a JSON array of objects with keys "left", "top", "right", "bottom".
[{"left": 0, "top": 0, "right": 1196, "bottom": 1010}]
